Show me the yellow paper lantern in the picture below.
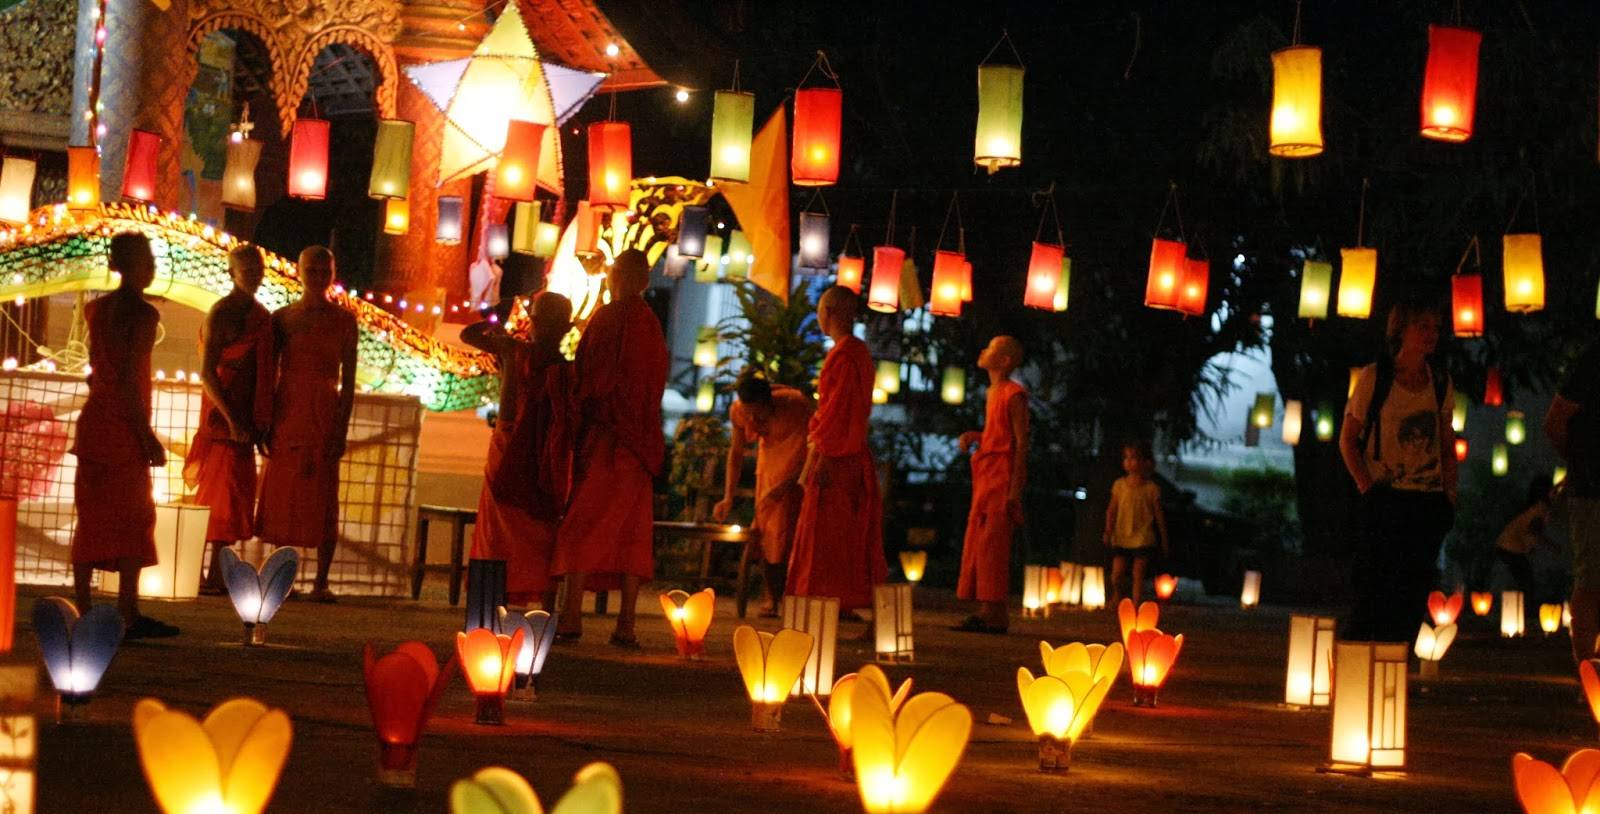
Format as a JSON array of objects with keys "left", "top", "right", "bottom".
[
  {"left": 1493, "top": 443, "right": 1510, "bottom": 477},
  {"left": 875, "top": 360, "right": 901, "bottom": 395},
  {"left": 1285, "top": 614, "right": 1335, "bottom": 707},
  {"left": 1022, "top": 565, "right": 1055, "bottom": 618},
  {"left": 1327, "top": 642, "right": 1406, "bottom": 771},
  {"left": 1337, "top": 247, "right": 1377, "bottom": 318},
  {"left": 1282, "top": 400, "right": 1303, "bottom": 446},
  {"left": 368, "top": 119, "right": 415, "bottom": 200},
  {"left": 1298, "top": 260, "right": 1333, "bottom": 319},
  {"left": 531, "top": 221, "right": 560, "bottom": 259},
  {"left": 1057, "top": 563, "right": 1082, "bottom": 606},
  {"left": 695, "top": 378, "right": 715, "bottom": 413},
  {"left": 1506, "top": 410, "right": 1527, "bottom": 445},
  {"left": 1539, "top": 603, "right": 1562, "bottom": 636},
  {"left": 710, "top": 90, "right": 755, "bottom": 183},
  {"left": 693, "top": 326, "right": 718, "bottom": 369},
  {"left": 1557, "top": 467, "right": 1570, "bottom": 487},
  {"left": 1240, "top": 570, "right": 1262, "bottom": 609},
  {"left": 732, "top": 626, "right": 814, "bottom": 731},
  {"left": 0, "top": 158, "right": 36, "bottom": 226},
  {"left": 850, "top": 664, "right": 971, "bottom": 814},
  {"left": 974, "top": 64, "right": 1023, "bottom": 173},
  {"left": 725, "top": 230, "right": 752, "bottom": 281},
  {"left": 510, "top": 201, "right": 540, "bottom": 255},
  {"left": 1503, "top": 233, "right": 1546, "bottom": 313},
  {"left": 383, "top": 198, "right": 410, "bottom": 235},
  {"left": 1269, "top": 46, "right": 1324, "bottom": 157},
  {"left": 939, "top": 367, "right": 965, "bottom": 406},
  {"left": 133, "top": 697, "right": 291, "bottom": 814},
  {"left": 695, "top": 234, "right": 724, "bottom": 283},
  {"left": 872, "top": 584, "right": 914, "bottom": 664},
  {"left": 898, "top": 551, "right": 927, "bottom": 583},
  {"left": 659, "top": 588, "right": 714, "bottom": 659},
  {"left": 456, "top": 628, "right": 524, "bottom": 725},
  {"left": 781, "top": 595, "right": 838, "bottom": 697},
  {"left": 66, "top": 146, "right": 100, "bottom": 213},
  {"left": 1412, "top": 622, "right": 1457, "bottom": 679},
  {"left": 1511, "top": 750, "right": 1600, "bottom": 814},
  {"left": 221, "top": 137, "right": 262, "bottom": 211},
  {"left": 826, "top": 671, "right": 912, "bottom": 777},
  {"left": 1250, "top": 393, "right": 1275, "bottom": 429},
  {"left": 1501, "top": 590, "right": 1525, "bottom": 638},
  {"left": 1016, "top": 668, "right": 1110, "bottom": 771},
  {"left": 450, "top": 763, "right": 622, "bottom": 814}
]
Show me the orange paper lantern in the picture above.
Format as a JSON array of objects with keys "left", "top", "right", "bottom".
[
  {"left": 383, "top": 198, "right": 409, "bottom": 235},
  {"left": 1454, "top": 437, "right": 1469, "bottom": 462},
  {"left": 495, "top": 120, "right": 544, "bottom": 202},
  {"left": 573, "top": 200, "right": 600, "bottom": 257},
  {"left": 1154, "top": 574, "right": 1177, "bottom": 601},
  {"left": 455, "top": 628, "right": 524, "bottom": 726},
  {"left": 1144, "top": 239, "right": 1188, "bottom": 310},
  {"left": 792, "top": 88, "right": 842, "bottom": 186},
  {"left": 364, "top": 641, "right": 453, "bottom": 786},
  {"left": 1470, "top": 591, "right": 1493, "bottom": 616},
  {"left": 836, "top": 254, "right": 864, "bottom": 293},
  {"left": 1427, "top": 590, "right": 1464, "bottom": 627},
  {"left": 930, "top": 251, "right": 965, "bottom": 317},
  {"left": 867, "top": 246, "right": 904, "bottom": 313},
  {"left": 659, "top": 588, "right": 715, "bottom": 659},
  {"left": 66, "top": 146, "right": 100, "bottom": 212},
  {"left": 1178, "top": 256, "right": 1209, "bottom": 317},
  {"left": 1484, "top": 366, "right": 1504, "bottom": 407},
  {"left": 288, "top": 118, "right": 331, "bottom": 200},
  {"left": 960, "top": 259, "right": 973, "bottom": 302},
  {"left": 1127, "top": 628, "right": 1183, "bottom": 707},
  {"left": 587, "top": 122, "right": 632, "bottom": 208},
  {"left": 1023, "top": 242, "right": 1064, "bottom": 311},
  {"left": 121, "top": 129, "right": 161, "bottom": 202},
  {"left": 1451, "top": 273, "right": 1484, "bottom": 337},
  {"left": 1420, "top": 25, "right": 1482, "bottom": 143}
]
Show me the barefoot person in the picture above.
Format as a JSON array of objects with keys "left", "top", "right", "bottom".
[
  {"left": 552, "top": 250, "right": 667, "bottom": 646},
  {"left": 255, "top": 246, "right": 357, "bottom": 602},
  {"left": 953, "top": 336, "right": 1029, "bottom": 634},
  {"left": 713, "top": 369, "right": 814, "bottom": 616},
  {"left": 185, "top": 244, "right": 273, "bottom": 594},
  {"left": 787, "top": 286, "right": 887, "bottom": 613},
  {"left": 467, "top": 292, "right": 575, "bottom": 609},
  {"left": 72, "top": 232, "right": 178, "bottom": 638}
]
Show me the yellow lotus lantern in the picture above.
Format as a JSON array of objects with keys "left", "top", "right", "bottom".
[
  {"left": 1327, "top": 642, "right": 1406, "bottom": 772},
  {"left": 456, "top": 628, "right": 524, "bottom": 725},
  {"left": 1427, "top": 590, "right": 1464, "bottom": 627},
  {"left": 1413, "top": 622, "right": 1457, "bottom": 680},
  {"left": 1017, "top": 668, "right": 1110, "bottom": 771},
  {"left": 1285, "top": 614, "right": 1335, "bottom": 707},
  {"left": 849, "top": 664, "right": 971, "bottom": 814},
  {"left": 1126, "top": 628, "right": 1183, "bottom": 707},
  {"left": 732, "top": 626, "right": 814, "bottom": 732},
  {"left": 898, "top": 551, "right": 927, "bottom": 583},
  {"left": 826, "top": 671, "right": 912, "bottom": 777},
  {"left": 1503, "top": 590, "right": 1527, "bottom": 638},
  {"left": 1511, "top": 750, "right": 1600, "bottom": 813},
  {"left": 659, "top": 588, "right": 714, "bottom": 659},
  {"left": 132, "top": 697, "right": 291, "bottom": 814},
  {"left": 1540, "top": 603, "right": 1563, "bottom": 636},
  {"left": 450, "top": 762, "right": 622, "bottom": 814},
  {"left": 1268, "top": 46, "right": 1324, "bottom": 157},
  {"left": 1117, "top": 598, "right": 1160, "bottom": 650},
  {"left": 1579, "top": 661, "right": 1600, "bottom": 738}
]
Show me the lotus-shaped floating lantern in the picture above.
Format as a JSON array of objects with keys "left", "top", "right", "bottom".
[
  {"left": 1039, "top": 641, "right": 1126, "bottom": 688},
  {"left": 364, "top": 642, "right": 453, "bottom": 786},
  {"left": 1426, "top": 590, "right": 1463, "bottom": 627},
  {"left": 1117, "top": 598, "right": 1160, "bottom": 650},
  {"left": 1541, "top": 603, "right": 1564, "bottom": 636},
  {"left": 1153, "top": 574, "right": 1178, "bottom": 601},
  {"left": 133, "top": 697, "right": 291, "bottom": 814},
  {"left": 450, "top": 762, "right": 622, "bottom": 814},
  {"left": 732, "top": 625, "right": 813, "bottom": 732},
  {"left": 1016, "top": 667, "right": 1113, "bottom": 771},
  {"left": 1471, "top": 591, "right": 1494, "bottom": 616},
  {"left": 1413, "top": 622, "right": 1457, "bottom": 680},
  {"left": 33, "top": 597, "right": 122, "bottom": 721},
  {"left": 219, "top": 547, "right": 298, "bottom": 646},
  {"left": 825, "top": 671, "right": 912, "bottom": 777},
  {"left": 496, "top": 607, "right": 558, "bottom": 695},
  {"left": 659, "top": 589, "right": 714, "bottom": 659},
  {"left": 1580, "top": 661, "right": 1600, "bottom": 739},
  {"left": 457, "top": 628, "right": 524, "bottom": 725},
  {"left": 850, "top": 664, "right": 971, "bottom": 814},
  {"left": 1126, "top": 628, "right": 1183, "bottom": 707},
  {"left": 1511, "top": 750, "right": 1600, "bottom": 813},
  {"left": 898, "top": 551, "right": 927, "bottom": 584}
]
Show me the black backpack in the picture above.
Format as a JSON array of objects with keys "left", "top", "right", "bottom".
[{"left": 1355, "top": 355, "right": 1450, "bottom": 460}]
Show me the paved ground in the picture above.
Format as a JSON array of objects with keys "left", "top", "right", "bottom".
[{"left": 16, "top": 582, "right": 1588, "bottom": 813}]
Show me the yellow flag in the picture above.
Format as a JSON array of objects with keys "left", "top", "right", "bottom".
[{"left": 719, "top": 109, "right": 792, "bottom": 302}]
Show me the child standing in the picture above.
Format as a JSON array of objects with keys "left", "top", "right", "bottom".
[{"left": 1105, "top": 441, "right": 1169, "bottom": 605}]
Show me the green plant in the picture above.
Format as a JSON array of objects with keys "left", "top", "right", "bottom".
[
  {"left": 1219, "top": 462, "right": 1301, "bottom": 553},
  {"left": 667, "top": 415, "right": 730, "bottom": 520},
  {"left": 716, "top": 280, "right": 826, "bottom": 393}
]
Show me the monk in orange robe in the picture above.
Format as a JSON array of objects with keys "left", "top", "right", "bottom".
[
  {"left": 714, "top": 369, "right": 813, "bottom": 616},
  {"left": 255, "top": 246, "right": 357, "bottom": 601},
  {"left": 466, "top": 291, "right": 575, "bottom": 609},
  {"left": 552, "top": 249, "right": 666, "bottom": 645},
  {"left": 788, "top": 286, "right": 887, "bottom": 612},
  {"left": 953, "top": 336, "right": 1029, "bottom": 634},
  {"left": 185, "top": 244, "right": 273, "bottom": 593},
  {"left": 71, "top": 232, "right": 177, "bottom": 638}
]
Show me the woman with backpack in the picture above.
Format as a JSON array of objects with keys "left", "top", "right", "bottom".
[{"left": 1339, "top": 300, "right": 1459, "bottom": 642}]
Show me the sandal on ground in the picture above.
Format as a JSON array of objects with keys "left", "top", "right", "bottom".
[
  {"left": 949, "top": 615, "right": 1007, "bottom": 635},
  {"left": 125, "top": 615, "right": 180, "bottom": 640},
  {"left": 608, "top": 632, "right": 641, "bottom": 650}
]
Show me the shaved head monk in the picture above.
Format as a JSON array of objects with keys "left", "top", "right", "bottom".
[
  {"left": 553, "top": 249, "right": 667, "bottom": 646},
  {"left": 185, "top": 244, "right": 273, "bottom": 593},
  {"left": 72, "top": 232, "right": 178, "bottom": 638},
  {"left": 953, "top": 335, "right": 1030, "bottom": 634},
  {"left": 788, "top": 286, "right": 887, "bottom": 612},
  {"left": 255, "top": 245, "right": 358, "bottom": 602}
]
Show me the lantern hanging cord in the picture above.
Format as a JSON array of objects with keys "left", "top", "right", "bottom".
[
  {"left": 936, "top": 192, "right": 964, "bottom": 252},
  {"left": 802, "top": 188, "right": 830, "bottom": 216},
  {"left": 980, "top": 29, "right": 1026, "bottom": 68},
  {"left": 1454, "top": 235, "right": 1482, "bottom": 275},
  {"left": 1123, "top": 12, "right": 1142, "bottom": 80},
  {"left": 1032, "top": 182, "right": 1064, "bottom": 245},
  {"left": 608, "top": 90, "right": 618, "bottom": 121},
  {"left": 884, "top": 190, "right": 898, "bottom": 246},
  {"left": 844, "top": 223, "right": 864, "bottom": 258},
  {"left": 447, "top": 0, "right": 510, "bottom": 33},
  {"left": 1356, "top": 177, "right": 1369, "bottom": 246},
  {"left": 1291, "top": 0, "right": 1303, "bottom": 45},
  {"left": 798, "top": 50, "right": 841, "bottom": 89},
  {"left": 1154, "top": 181, "right": 1184, "bottom": 242},
  {"left": 1503, "top": 171, "right": 1540, "bottom": 233},
  {"left": 731, "top": 59, "right": 741, "bottom": 93}
]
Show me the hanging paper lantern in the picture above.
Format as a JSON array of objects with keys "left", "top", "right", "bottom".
[
  {"left": 792, "top": 88, "right": 842, "bottom": 186},
  {"left": 836, "top": 254, "right": 865, "bottom": 293},
  {"left": 1298, "top": 260, "right": 1333, "bottom": 319},
  {"left": 222, "top": 137, "right": 262, "bottom": 211},
  {"left": 1454, "top": 437, "right": 1469, "bottom": 462},
  {"left": 1502, "top": 233, "right": 1545, "bottom": 313},
  {"left": 368, "top": 119, "right": 415, "bottom": 200},
  {"left": 677, "top": 205, "right": 709, "bottom": 258},
  {"left": 587, "top": 122, "right": 632, "bottom": 208},
  {"left": 1144, "top": 239, "right": 1187, "bottom": 310},
  {"left": 930, "top": 251, "right": 965, "bottom": 317},
  {"left": 695, "top": 379, "right": 715, "bottom": 413},
  {"left": 1451, "top": 273, "right": 1484, "bottom": 337},
  {"left": 573, "top": 200, "right": 599, "bottom": 256},
  {"left": 1177, "top": 256, "right": 1208, "bottom": 317},
  {"left": 532, "top": 222, "right": 560, "bottom": 259},
  {"left": 1337, "top": 248, "right": 1377, "bottom": 318},
  {"left": 725, "top": 230, "right": 753, "bottom": 281},
  {"left": 1492, "top": 443, "right": 1509, "bottom": 477},
  {"left": 1282, "top": 400, "right": 1303, "bottom": 446},
  {"left": 1269, "top": 46, "right": 1324, "bottom": 157},
  {"left": 867, "top": 246, "right": 903, "bottom": 312},
  {"left": 1452, "top": 391, "right": 1468, "bottom": 432},
  {"left": 875, "top": 360, "right": 901, "bottom": 395},
  {"left": 436, "top": 196, "right": 465, "bottom": 244},
  {"left": 1250, "top": 392, "right": 1275, "bottom": 429},
  {"left": 694, "top": 234, "right": 724, "bottom": 283},
  {"left": 121, "top": 129, "right": 162, "bottom": 202},
  {"left": 1314, "top": 405, "right": 1336, "bottom": 441},
  {"left": 1484, "top": 366, "right": 1504, "bottom": 407},
  {"left": 798, "top": 212, "right": 831, "bottom": 270},
  {"left": 1054, "top": 257, "right": 1072, "bottom": 313},
  {"left": 0, "top": 158, "right": 36, "bottom": 226},
  {"left": 940, "top": 367, "right": 965, "bottom": 405},
  {"left": 384, "top": 198, "right": 410, "bottom": 235},
  {"left": 974, "top": 64, "right": 1024, "bottom": 173},
  {"left": 288, "top": 118, "right": 331, "bottom": 200},
  {"left": 960, "top": 258, "right": 974, "bottom": 302},
  {"left": 1505, "top": 410, "right": 1526, "bottom": 446},
  {"left": 1023, "top": 242, "right": 1064, "bottom": 311},
  {"left": 711, "top": 90, "right": 755, "bottom": 183},
  {"left": 486, "top": 224, "right": 510, "bottom": 260},
  {"left": 1420, "top": 25, "right": 1482, "bottom": 142},
  {"left": 511, "top": 201, "right": 540, "bottom": 254},
  {"left": 494, "top": 120, "right": 544, "bottom": 202},
  {"left": 66, "top": 146, "right": 101, "bottom": 213},
  {"left": 693, "top": 326, "right": 718, "bottom": 369}
]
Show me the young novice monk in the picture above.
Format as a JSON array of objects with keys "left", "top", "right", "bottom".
[
  {"left": 255, "top": 246, "right": 358, "bottom": 602},
  {"left": 953, "top": 336, "right": 1029, "bottom": 634}
]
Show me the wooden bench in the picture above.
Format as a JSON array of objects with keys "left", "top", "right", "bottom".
[{"left": 653, "top": 521, "right": 756, "bottom": 618}]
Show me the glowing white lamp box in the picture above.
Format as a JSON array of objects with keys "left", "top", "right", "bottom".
[
  {"left": 1501, "top": 590, "right": 1526, "bottom": 638},
  {"left": 1080, "top": 566, "right": 1107, "bottom": 610},
  {"left": 101, "top": 504, "right": 210, "bottom": 600},
  {"left": 872, "top": 584, "right": 914, "bottom": 664},
  {"left": 1284, "top": 614, "right": 1335, "bottom": 708},
  {"left": 0, "top": 157, "right": 37, "bottom": 226},
  {"left": 1240, "top": 570, "right": 1262, "bottom": 609},
  {"left": 1282, "top": 400, "right": 1304, "bottom": 446},
  {"left": 32, "top": 598, "right": 122, "bottom": 722},
  {"left": 782, "top": 595, "right": 838, "bottom": 697},
  {"left": 1413, "top": 622, "right": 1457, "bottom": 680},
  {"left": 1057, "top": 562, "right": 1083, "bottom": 607},
  {"left": 1326, "top": 641, "right": 1406, "bottom": 773},
  {"left": 1022, "top": 565, "right": 1053, "bottom": 618},
  {"left": 219, "top": 546, "right": 298, "bottom": 646}
]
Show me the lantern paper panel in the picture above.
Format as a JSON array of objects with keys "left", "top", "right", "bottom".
[
  {"left": 694, "top": 234, "right": 724, "bottom": 282},
  {"left": 288, "top": 118, "right": 331, "bottom": 200},
  {"left": 1269, "top": 46, "right": 1324, "bottom": 157},
  {"left": 486, "top": 224, "right": 510, "bottom": 260},
  {"left": 974, "top": 64, "right": 1024, "bottom": 172},
  {"left": 872, "top": 583, "right": 914, "bottom": 663},
  {"left": 437, "top": 196, "right": 464, "bottom": 245},
  {"left": 511, "top": 201, "right": 540, "bottom": 255},
  {"left": 99, "top": 505, "right": 209, "bottom": 600},
  {"left": 875, "top": 360, "right": 901, "bottom": 395},
  {"left": 1177, "top": 256, "right": 1208, "bottom": 317},
  {"left": 930, "top": 251, "right": 965, "bottom": 316},
  {"left": 725, "top": 230, "right": 752, "bottom": 281},
  {"left": 222, "top": 138, "right": 263, "bottom": 211},
  {"left": 693, "top": 326, "right": 719, "bottom": 369},
  {"left": 1285, "top": 614, "right": 1336, "bottom": 707},
  {"left": 1539, "top": 603, "right": 1562, "bottom": 635},
  {"left": 1144, "top": 239, "right": 1187, "bottom": 310},
  {"left": 960, "top": 258, "right": 974, "bottom": 302},
  {"left": 1298, "top": 260, "right": 1333, "bottom": 319},
  {"left": 710, "top": 90, "right": 755, "bottom": 182},
  {"left": 573, "top": 200, "right": 600, "bottom": 256},
  {"left": 1240, "top": 570, "right": 1262, "bottom": 609},
  {"left": 587, "top": 122, "right": 632, "bottom": 208},
  {"left": 0, "top": 664, "right": 34, "bottom": 814},
  {"left": 1250, "top": 393, "right": 1275, "bottom": 430},
  {"left": 792, "top": 87, "right": 842, "bottom": 186},
  {"left": 532, "top": 222, "right": 560, "bottom": 259},
  {"left": 798, "top": 212, "right": 831, "bottom": 270},
  {"left": 1023, "top": 242, "right": 1064, "bottom": 311},
  {"left": 733, "top": 626, "right": 814, "bottom": 731},
  {"left": 867, "top": 246, "right": 904, "bottom": 313},
  {"left": 782, "top": 595, "right": 839, "bottom": 697},
  {"left": 695, "top": 379, "right": 715, "bottom": 413},
  {"left": 464, "top": 559, "right": 507, "bottom": 633},
  {"left": 1022, "top": 565, "right": 1054, "bottom": 618},
  {"left": 1058, "top": 562, "right": 1083, "bottom": 606},
  {"left": 661, "top": 244, "right": 691, "bottom": 279},
  {"left": 1337, "top": 248, "right": 1377, "bottom": 318},
  {"left": 494, "top": 120, "right": 544, "bottom": 202},
  {"left": 1502, "top": 233, "right": 1545, "bottom": 313},
  {"left": 1501, "top": 590, "right": 1525, "bottom": 637},
  {"left": 368, "top": 119, "right": 415, "bottom": 200},
  {"left": 1328, "top": 641, "right": 1407, "bottom": 770},
  {"left": 121, "top": 129, "right": 162, "bottom": 202},
  {"left": 1492, "top": 443, "right": 1509, "bottom": 477},
  {"left": 940, "top": 366, "right": 965, "bottom": 406},
  {"left": 66, "top": 147, "right": 101, "bottom": 213},
  {"left": 1452, "top": 273, "right": 1484, "bottom": 337},
  {"left": 1055, "top": 257, "right": 1072, "bottom": 313},
  {"left": 677, "top": 205, "right": 709, "bottom": 258},
  {"left": 1080, "top": 566, "right": 1106, "bottom": 610},
  {"left": 1282, "top": 400, "right": 1304, "bottom": 446},
  {"left": 0, "top": 159, "right": 36, "bottom": 226},
  {"left": 384, "top": 198, "right": 410, "bottom": 235},
  {"left": 1420, "top": 25, "right": 1482, "bottom": 142}
]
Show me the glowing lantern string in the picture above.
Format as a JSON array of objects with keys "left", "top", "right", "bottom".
[
  {"left": 1420, "top": 24, "right": 1482, "bottom": 143},
  {"left": 66, "top": 146, "right": 101, "bottom": 213},
  {"left": 494, "top": 120, "right": 544, "bottom": 203},
  {"left": 121, "top": 129, "right": 162, "bottom": 202},
  {"left": 587, "top": 122, "right": 632, "bottom": 208},
  {"left": 974, "top": 34, "right": 1024, "bottom": 173},
  {"left": 1269, "top": 44, "right": 1324, "bottom": 157},
  {"left": 288, "top": 118, "right": 331, "bottom": 200},
  {"left": 368, "top": 119, "right": 415, "bottom": 200}
]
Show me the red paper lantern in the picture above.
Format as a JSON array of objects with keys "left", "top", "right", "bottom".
[
  {"left": 1451, "top": 273, "right": 1484, "bottom": 337},
  {"left": 573, "top": 200, "right": 600, "bottom": 257},
  {"left": 867, "top": 246, "right": 904, "bottom": 313},
  {"left": 1144, "top": 239, "right": 1188, "bottom": 310},
  {"left": 1454, "top": 438, "right": 1469, "bottom": 462},
  {"left": 1484, "top": 366, "right": 1503, "bottom": 407},
  {"left": 1420, "top": 25, "right": 1482, "bottom": 143},
  {"left": 930, "top": 250, "right": 965, "bottom": 317},
  {"left": 120, "top": 129, "right": 162, "bottom": 202},
  {"left": 495, "top": 120, "right": 544, "bottom": 202},
  {"left": 587, "top": 122, "right": 632, "bottom": 208},
  {"left": 1178, "top": 256, "right": 1209, "bottom": 317},
  {"left": 288, "top": 118, "right": 331, "bottom": 200},
  {"left": 364, "top": 642, "right": 453, "bottom": 786},
  {"left": 960, "top": 259, "right": 973, "bottom": 302},
  {"left": 836, "top": 254, "right": 864, "bottom": 293},
  {"left": 1023, "top": 242, "right": 1063, "bottom": 310},
  {"left": 792, "top": 88, "right": 842, "bottom": 186}
]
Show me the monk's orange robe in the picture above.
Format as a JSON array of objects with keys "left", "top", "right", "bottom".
[
  {"left": 957, "top": 379, "right": 1028, "bottom": 603},
  {"left": 551, "top": 297, "right": 667, "bottom": 591},
  {"left": 255, "top": 310, "right": 353, "bottom": 549},
  {"left": 474, "top": 347, "right": 575, "bottom": 602},
  {"left": 730, "top": 385, "right": 812, "bottom": 564},
  {"left": 787, "top": 335, "right": 886, "bottom": 610},
  {"left": 71, "top": 295, "right": 158, "bottom": 570},
  {"left": 183, "top": 304, "right": 273, "bottom": 543}
]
